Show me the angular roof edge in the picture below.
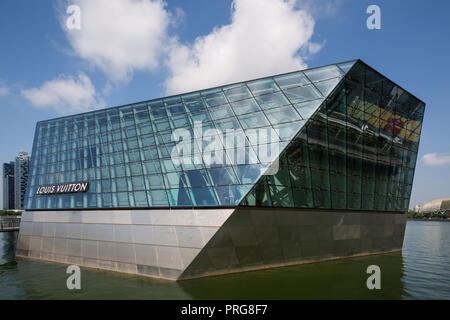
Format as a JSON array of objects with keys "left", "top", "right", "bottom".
[
  {"left": 352, "top": 60, "right": 425, "bottom": 105},
  {"left": 36, "top": 59, "right": 359, "bottom": 124},
  {"left": 37, "top": 59, "right": 425, "bottom": 124}
]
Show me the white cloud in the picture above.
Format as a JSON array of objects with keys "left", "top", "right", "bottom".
[
  {"left": 165, "top": 0, "right": 320, "bottom": 94},
  {"left": 61, "top": 0, "right": 173, "bottom": 83},
  {"left": 0, "top": 86, "right": 9, "bottom": 96},
  {"left": 297, "top": 0, "right": 343, "bottom": 19},
  {"left": 22, "top": 73, "right": 105, "bottom": 115},
  {"left": 422, "top": 153, "right": 450, "bottom": 166}
]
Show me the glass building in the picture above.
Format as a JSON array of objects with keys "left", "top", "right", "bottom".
[{"left": 17, "top": 60, "right": 425, "bottom": 280}]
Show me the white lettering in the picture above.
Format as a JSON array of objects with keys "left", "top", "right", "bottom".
[
  {"left": 66, "top": 5, "right": 81, "bottom": 30},
  {"left": 171, "top": 128, "right": 192, "bottom": 166},
  {"left": 366, "top": 265, "right": 381, "bottom": 289},
  {"left": 181, "top": 304, "right": 215, "bottom": 318},
  {"left": 366, "top": 5, "right": 381, "bottom": 30},
  {"left": 80, "top": 183, "right": 88, "bottom": 192},
  {"left": 66, "top": 265, "right": 81, "bottom": 290}
]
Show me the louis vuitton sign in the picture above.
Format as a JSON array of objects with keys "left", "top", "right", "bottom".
[{"left": 36, "top": 182, "right": 89, "bottom": 195}]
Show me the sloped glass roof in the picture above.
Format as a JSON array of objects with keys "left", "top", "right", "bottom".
[
  {"left": 26, "top": 61, "right": 356, "bottom": 209},
  {"left": 240, "top": 60, "right": 425, "bottom": 212}
]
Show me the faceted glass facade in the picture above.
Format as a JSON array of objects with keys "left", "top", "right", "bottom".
[
  {"left": 242, "top": 62, "right": 425, "bottom": 212},
  {"left": 25, "top": 60, "right": 424, "bottom": 212}
]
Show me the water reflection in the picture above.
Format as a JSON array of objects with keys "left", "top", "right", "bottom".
[
  {"left": 179, "top": 253, "right": 406, "bottom": 300},
  {"left": 0, "top": 231, "right": 18, "bottom": 265},
  {"left": 402, "top": 221, "right": 450, "bottom": 300},
  {"left": 1, "top": 228, "right": 406, "bottom": 300},
  {"left": 2, "top": 221, "right": 450, "bottom": 300}
]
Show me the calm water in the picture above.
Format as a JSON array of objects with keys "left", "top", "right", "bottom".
[{"left": 0, "top": 220, "right": 449, "bottom": 300}]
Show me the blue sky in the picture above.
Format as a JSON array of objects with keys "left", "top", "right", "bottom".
[{"left": 0, "top": 0, "right": 449, "bottom": 208}]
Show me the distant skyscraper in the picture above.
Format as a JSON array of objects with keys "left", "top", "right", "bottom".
[
  {"left": 2, "top": 162, "right": 15, "bottom": 210},
  {"left": 14, "top": 151, "right": 30, "bottom": 210}
]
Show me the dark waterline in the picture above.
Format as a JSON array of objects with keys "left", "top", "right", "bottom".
[{"left": 0, "top": 220, "right": 449, "bottom": 300}]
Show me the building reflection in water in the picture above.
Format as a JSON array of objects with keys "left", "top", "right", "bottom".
[
  {"left": 179, "top": 252, "right": 407, "bottom": 300},
  {"left": 0, "top": 231, "right": 18, "bottom": 265}
]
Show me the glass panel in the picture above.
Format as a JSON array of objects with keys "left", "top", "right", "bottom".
[
  {"left": 166, "top": 102, "right": 185, "bottom": 117},
  {"left": 313, "top": 189, "right": 331, "bottom": 208},
  {"left": 215, "top": 185, "right": 252, "bottom": 206},
  {"left": 164, "top": 171, "right": 186, "bottom": 188},
  {"left": 265, "top": 105, "right": 301, "bottom": 125},
  {"left": 190, "top": 111, "right": 211, "bottom": 123},
  {"left": 247, "top": 78, "right": 279, "bottom": 96},
  {"left": 269, "top": 185, "right": 294, "bottom": 207},
  {"left": 215, "top": 117, "right": 241, "bottom": 132},
  {"left": 184, "top": 170, "right": 211, "bottom": 187},
  {"left": 117, "top": 192, "right": 129, "bottom": 207},
  {"left": 337, "top": 61, "right": 356, "bottom": 73},
  {"left": 190, "top": 187, "right": 218, "bottom": 206},
  {"left": 184, "top": 98, "right": 206, "bottom": 113},
  {"left": 223, "top": 85, "right": 252, "bottom": 102},
  {"left": 225, "top": 146, "right": 259, "bottom": 166},
  {"left": 168, "top": 188, "right": 192, "bottom": 206},
  {"left": 283, "top": 84, "right": 322, "bottom": 103},
  {"left": 254, "top": 92, "right": 290, "bottom": 110},
  {"left": 304, "top": 65, "right": 343, "bottom": 82},
  {"left": 134, "top": 191, "right": 149, "bottom": 207},
  {"left": 145, "top": 174, "right": 165, "bottom": 189},
  {"left": 231, "top": 98, "right": 261, "bottom": 115},
  {"left": 245, "top": 126, "right": 280, "bottom": 146},
  {"left": 170, "top": 114, "right": 190, "bottom": 129},
  {"left": 267, "top": 166, "right": 291, "bottom": 186},
  {"left": 315, "top": 77, "right": 341, "bottom": 97},
  {"left": 244, "top": 181, "right": 271, "bottom": 207},
  {"left": 148, "top": 101, "right": 167, "bottom": 119},
  {"left": 208, "top": 167, "right": 239, "bottom": 186},
  {"left": 149, "top": 190, "right": 169, "bottom": 207},
  {"left": 209, "top": 104, "right": 235, "bottom": 120},
  {"left": 294, "top": 99, "right": 323, "bottom": 119},
  {"left": 293, "top": 188, "right": 313, "bottom": 207},
  {"left": 116, "top": 178, "right": 128, "bottom": 192},
  {"left": 234, "top": 165, "right": 264, "bottom": 184},
  {"left": 203, "top": 91, "right": 227, "bottom": 107},
  {"left": 153, "top": 119, "right": 170, "bottom": 132},
  {"left": 272, "top": 121, "right": 306, "bottom": 141},
  {"left": 132, "top": 176, "right": 145, "bottom": 190},
  {"left": 238, "top": 112, "right": 270, "bottom": 129},
  {"left": 274, "top": 72, "right": 309, "bottom": 89}
]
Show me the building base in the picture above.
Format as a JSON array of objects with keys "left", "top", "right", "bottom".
[{"left": 16, "top": 208, "right": 406, "bottom": 281}]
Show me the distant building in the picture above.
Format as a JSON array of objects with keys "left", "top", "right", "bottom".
[
  {"left": 14, "top": 151, "right": 30, "bottom": 210},
  {"left": 2, "top": 162, "right": 15, "bottom": 210},
  {"left": 418, "top": 199, "right": 450, "bottom": 214}
]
